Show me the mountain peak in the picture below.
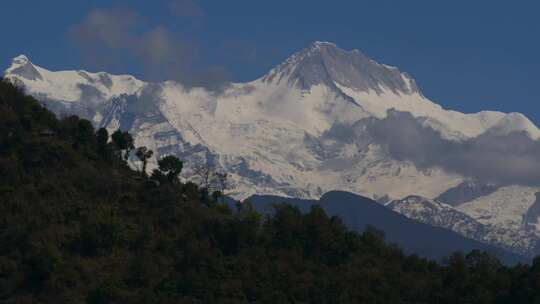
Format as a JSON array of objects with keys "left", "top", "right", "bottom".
[
  {"left": 12, "top": 54, "right": 30, "bottom": 65},
  {"left": 6, "top": 54, "right": 42, "bottom": 81},
  {"left": 310, "top": 41, "right": 338, "bottom": 49},
  {"left": 262, "top": 41, "right": 420, "bottom": 95},
  {"left": 308, "top": 41, "right": 365, "bottom": 57}
]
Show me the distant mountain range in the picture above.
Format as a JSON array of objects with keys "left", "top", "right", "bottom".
[
  {"left": 5, "top": 42, "right": 540, "bottom": 258},
  {"left": 244, "top": 191, "right": 526, "bottom": 264}
]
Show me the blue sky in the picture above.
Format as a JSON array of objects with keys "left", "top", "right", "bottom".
[{"left": 2, "top": 0, "right": 540, "bottom": 123}]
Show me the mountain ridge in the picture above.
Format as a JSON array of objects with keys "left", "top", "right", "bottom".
[
  {"left": 261, "top": 41, "right": 420, "bottom": 95},
  {"left": 247, "top": 190, "right": 528, "bottom": 263},
  {"left": 387, "top": 195, "right": 540, "bottom": 257}
]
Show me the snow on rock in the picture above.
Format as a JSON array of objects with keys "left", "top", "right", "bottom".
[
  {"left": 4, "top": 55, "right": 144, "bottom": 103},
  {"left": 457, "top": 186, "right": 540, "bottom": 231},
  {"left": 485, "top": 112, "right": 540, "bottom": 139},
  {"left": 388, "top": 195, "right": 540, "bottom": 257}
]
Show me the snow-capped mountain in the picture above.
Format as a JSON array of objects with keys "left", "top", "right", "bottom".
[
  {"left": 5, "top": 55, "right": 143, "bottom": 104},
  {"left": 387, "top": 195, "right": 540, "bottom": 257},
  {"left": 5, "top": 42, "right": 540, "bottom": 255}
]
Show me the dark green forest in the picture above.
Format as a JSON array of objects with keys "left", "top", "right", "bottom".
[{"left": 2, "top": 78, "right": 540, "bottom": 303}]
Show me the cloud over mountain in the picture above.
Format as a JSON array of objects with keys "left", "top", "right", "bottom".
[
  {"left": 367, "top": 110, "right": 540, "bottom": 186},
  {"left": 68, "top": 5, "right": 229, "bottom": 90}
]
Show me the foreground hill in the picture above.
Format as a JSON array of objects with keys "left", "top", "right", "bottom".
[{"left": 4, "top": 79, "right": 540, "bottom": 303}]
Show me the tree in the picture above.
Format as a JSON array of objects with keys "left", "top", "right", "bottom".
[
  {"left": 111, "top": 129, "right": 123, "bottom": 149},
  {"left": 192, "top": 163, "right": 215, "bottom": 192},
  {"left": 214, "top": 171, "right": 229, "bottom": 203},
  {"left": 96, "top": 128, "right": 108, "bottom": 148},
  {"left": 135, "top": 146, "right": 153, "bottom": 175},
  {"left": 157, "top": 155, "right": 183, "bottom": 183},
  {"left": 111, "top": 129, "right": 134, "bottom": 161},
  {"left": 76, "top": 119, "right": 94, "bottom": 145},
  {"left": 96, "top": 128, "right": 109, "bottom": 159}
]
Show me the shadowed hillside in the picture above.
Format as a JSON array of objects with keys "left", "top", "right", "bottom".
[{"left": 247, "top": 191, "right": 526, "bottom": 264}]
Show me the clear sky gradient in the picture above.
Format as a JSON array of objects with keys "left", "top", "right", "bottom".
[{"left": 2, "top": 0, "right": 539, "bottom": 123}]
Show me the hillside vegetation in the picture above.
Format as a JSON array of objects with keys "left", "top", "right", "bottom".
[{"left": 2, "top": 79, "right": 540, "bottom": 303}]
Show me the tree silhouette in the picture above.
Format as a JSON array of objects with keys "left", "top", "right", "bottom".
[
  {"left": 193, "top": 163, "right": 215, "bottom": 191},
  {"left": 135, "top": 146, "right": 153, "bottom": 175},
  {"left": 157, "top": 155, "right": 183, "bottom": 183},
  {"left": 96, "top": 128, "right": 108, "bottom": 147},
  {"left": 96, "top": 128, "right": 109, "bottom": 159},
  {"left": 214, "top": 171, "right": 229, "bottom": 202},
  {"left": 111, "top": 129, "right": 134, "bottom": 161},
  {"left": 76, "top": 119, "right": 94, "bottom": 145}
]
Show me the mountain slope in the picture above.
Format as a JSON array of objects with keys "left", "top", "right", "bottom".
[
  {"left": 5, "top": 55, "right": 144, "bottom": 103},
  {"left": 387, "top": 195, "right": 540, "bottom": 257},
  {"left": 247, "top": 191, "right": 527, "bottom": 264}
]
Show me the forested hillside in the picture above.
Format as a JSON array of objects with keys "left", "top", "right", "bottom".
[
  {"left": 2, "top": 78, "right": 540, "bottom": 303},
  {"left": 247, "top": 192, "right": 526, "bottom": 264}
]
